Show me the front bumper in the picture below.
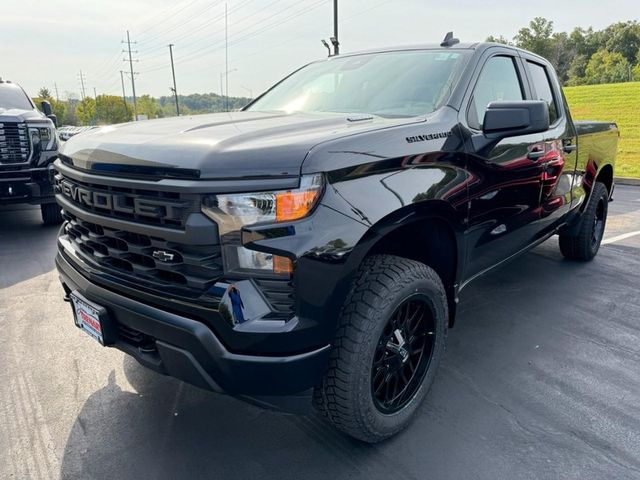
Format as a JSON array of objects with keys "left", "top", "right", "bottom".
[
  {"left": 0, "top": 164, "right": 56, "bottom": 205},
  {"left": 56, "top": 250, "right": 331, "bottom": 413}
]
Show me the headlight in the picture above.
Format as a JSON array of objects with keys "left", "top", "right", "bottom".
[
  {"left": 202, "top": 173, "right": 324, "bottom": 276},
  {"left": 28, "top": 125, "right": 57, "bottom": 151}
]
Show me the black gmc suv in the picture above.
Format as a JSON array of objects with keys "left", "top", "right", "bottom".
[
  {"left": 0, "top": 79, "right": 61, "bottom": 224},
  {"left": 54, "top": 38, "right": 618, "bottom": 442}
]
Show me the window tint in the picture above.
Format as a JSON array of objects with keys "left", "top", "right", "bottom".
[
  {"left": 527, "top": 61, "right": 559, "bottom": 123},
  {"left": 468, "top": 56, "right": 523, "bottom": 129}
]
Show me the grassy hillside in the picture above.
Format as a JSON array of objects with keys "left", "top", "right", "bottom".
[{"left": 563, "top": 82, "right": 640, "bottom": 178}]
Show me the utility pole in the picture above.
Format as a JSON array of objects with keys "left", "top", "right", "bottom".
[
  {"left": 225, "top": 2, "right": 229, "bottom": 111},
  {"left": 119, "top": 70, "right": 129, "bottom": 119},
  {"left": 54, "top": 82, "right": 60, "bottom": 102},
  {"left": 332, "top": 0, "right": 339, "bottom": 55},
  {"left": 78, "top": 70, "right": 87, "bottom": 100},
  {"left": 168, "top": 44, "right": 180, "bottom": 116},
  {"left": 123, "top": 31, "right": 138, "bottom": 120},
  {"left": 93, "top": 87, "right": 97, "bottom": 99}
]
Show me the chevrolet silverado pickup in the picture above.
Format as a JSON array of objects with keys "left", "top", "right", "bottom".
[
  {"left": 54, "top": 36, "right": 618, "bottom": 442},
  {"left": 0, "top": 79, "right": 61, "bottom": 223}
]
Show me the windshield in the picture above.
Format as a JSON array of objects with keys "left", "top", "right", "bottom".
[
  {"left": 247, "top": 49, "right": 471, "bottom": 117},
  {"left": 0, "top": 84, "right": 33, "bottom": 110}
]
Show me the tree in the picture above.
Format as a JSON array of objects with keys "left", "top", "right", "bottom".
[
  {"left": 567, "top": 54, "right": 589, "bottom": 85},
  {"left": 136, "top": 94, "right": 163, "bottom": 119},
  {"left": 603, "top": 21, "right": 640, "bottom": 66},
  {"left": 38, "top": 87, "right": 52, "bottom": 99},
  {"left": 548, "top": 31, "right": 575, "bottom": 84},
  {"left": 95, "top": 95, "right": 132, "bottom": 124},
  {"left": 486, "top": 35, "right": 511, "bottom": 45},
  {"left": 583, "top": 49, "right": 631, "bottom": 84},
  {"left": 514, "top": 17, "right": 555, "bottom": 59},
  {"left": 632, "top": 63, "right": 640, "bottom": 81},
  {"left": 76, "top": 98, "right": 96, "bottom": 125}
]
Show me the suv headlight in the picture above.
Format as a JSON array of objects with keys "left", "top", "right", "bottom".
[
  {"left": 28, "top": 125, "right": 57, "bottom": 151},
  {"left": 202, "top": 173, "right": 324, "bottom": 276}
]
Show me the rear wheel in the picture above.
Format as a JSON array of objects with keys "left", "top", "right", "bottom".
[
  {"left": 41, "top": 202, "right": 63, "bottom": 225},
  {"left": 314, "top": 254, "right": 448, "bottom": 443},
  {"left": 559, "top": 182, "right": 608, "bottom": 261}
]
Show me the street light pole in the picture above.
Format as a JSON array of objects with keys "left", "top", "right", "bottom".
[{"left": 168, "top": 44, "right": 180, "bottom": 116}]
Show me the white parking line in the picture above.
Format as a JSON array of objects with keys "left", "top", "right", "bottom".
[{"left": 602, "top": 231, "right": 640, "bottom": 245}]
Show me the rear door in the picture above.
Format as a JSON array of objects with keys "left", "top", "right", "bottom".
[
  {"left": 460, "top": 49, "right": 546, "bottom": 280},
  {"left": 521, "top": 55, "right": 578, "bottom": 234}
]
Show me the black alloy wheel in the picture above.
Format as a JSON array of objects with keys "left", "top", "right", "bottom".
[{"left": 372, "top": 296, "right": 435, "bottom": 414}]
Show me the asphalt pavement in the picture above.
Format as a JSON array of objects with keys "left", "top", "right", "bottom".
[{"left": 1, "top": 186, "right": 640, "bottom": 480}]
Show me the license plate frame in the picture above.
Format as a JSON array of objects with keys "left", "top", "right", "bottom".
[{"left": 70, "top": 291, "right": 111, "bottom": 345}]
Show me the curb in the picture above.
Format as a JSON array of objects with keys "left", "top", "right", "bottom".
[{"left": 615, "top": 177, "right": 640, "bottom": 186}]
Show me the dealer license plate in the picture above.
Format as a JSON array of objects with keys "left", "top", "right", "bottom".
[{"left": 71, "top": 293, "right": 105, "bottom": 345}]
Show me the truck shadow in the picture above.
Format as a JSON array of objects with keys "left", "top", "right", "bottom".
[
  {"left": 58, "top": 239, "right": 640, "bottom": 480},
  {"left": 0, "top": 207, "right": 60, "bottom": 288}
]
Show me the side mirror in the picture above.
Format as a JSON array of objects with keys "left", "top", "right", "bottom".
[
  {"left": 482, "top": 100, "right": 549, "bottom": 138},
  {"left": 41, "top": 100, "right": 53, "bottom": 116},
  {"left": 41, "top": 100, "right": 57, "bottom": 127}
]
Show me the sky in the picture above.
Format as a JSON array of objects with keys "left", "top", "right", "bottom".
[{"left": 1, "top": 0, "right": 638, "bottom": 100}]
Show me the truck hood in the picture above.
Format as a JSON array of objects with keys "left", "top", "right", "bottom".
[
  {"left": 60, "top": 111, "right": 422, "bottom": 179},
  {"left": 0, "top": 107, "right": 47, "bottom": 123}
]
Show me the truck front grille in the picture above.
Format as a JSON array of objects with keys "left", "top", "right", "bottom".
[
  {"left": 64, "top": 212, "right": 224, "bottom": 295},
  {"left": 0, "top": 122, "right": 30, "bottom": 164},
  {"left": 56, "top": 167, "right": 296, "bottom": 319},
  {"left": 53, "top": 173, "right": 198, "bottom": 229}
]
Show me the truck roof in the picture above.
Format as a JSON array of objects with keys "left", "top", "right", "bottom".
[{"left": 330, "top": 42, "right": 548, "bottom": 64}]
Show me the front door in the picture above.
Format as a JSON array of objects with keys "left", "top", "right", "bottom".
[{"left": 460, "top": 52, "right": 546, "bottom": 280}]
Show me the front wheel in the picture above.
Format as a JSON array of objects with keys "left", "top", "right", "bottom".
[
  {"left": 314, "top": 255, "right": 448, "bottom": 443},
  {"left": 41, "top": 202, "right": 63, "bottom": 225},
  {"left": 559, "top": 182, "right": 609, "bottom": 261}
]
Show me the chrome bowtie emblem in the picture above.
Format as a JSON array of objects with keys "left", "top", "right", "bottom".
[{"left": 152, "top": 250, "right": 175, "bottom": 262}]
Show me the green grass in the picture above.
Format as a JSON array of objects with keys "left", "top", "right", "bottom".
[{"left": 563, "top": 82, "right": 640, "bottom": 178}]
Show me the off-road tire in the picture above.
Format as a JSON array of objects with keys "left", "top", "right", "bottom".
[
  {"left": 559, "top": 182, "right": 609, "bottom": 261},
  {"left": 41, "top": 202, "right": 63, "bottom": 225},
  {"left": 313, "top": 254, "right": 448, "bottom": 443}
]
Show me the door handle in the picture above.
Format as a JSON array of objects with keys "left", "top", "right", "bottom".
[
  {"left": 562, "top": 139, "right": 577, "bottom": 154},
  {"left": 527, "top": 148, "right": 545, "bottom": 160}
]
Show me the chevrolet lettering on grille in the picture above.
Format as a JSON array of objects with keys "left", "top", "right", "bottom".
[{"left": 57, "top": 177, "right": 185, "bottom": 221}]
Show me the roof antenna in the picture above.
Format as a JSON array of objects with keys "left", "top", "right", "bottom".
[{"left": 440, "top": 31, "right": 460, "bottom": 47}]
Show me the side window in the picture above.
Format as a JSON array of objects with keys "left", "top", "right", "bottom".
[
  {"left": 527, "top": 61, "right": 559, "bottom": 124},
  {"left": 468, "top": 56, "right": 524, "bottom": 130}
]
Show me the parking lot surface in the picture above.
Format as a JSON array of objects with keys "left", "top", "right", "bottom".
[{"left": 1, "top": 186, "right": 639, "bottom": 480}]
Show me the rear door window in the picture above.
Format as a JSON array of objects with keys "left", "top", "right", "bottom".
[{"left": 526, "top": 61, "right": 559, "bottom": 124}]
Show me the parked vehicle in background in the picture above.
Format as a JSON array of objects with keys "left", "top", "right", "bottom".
[
  {"left": 57, "top": 125, "right": 99, "bottom": 142},
  {"left": 53, "top": 37, "right": 618, "bottom": 442},
  {"left": 0, "top": 78, "right": 61, "bottom": 224}
]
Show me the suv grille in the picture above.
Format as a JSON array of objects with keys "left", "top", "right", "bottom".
[
  {"left": 64, "top": 212, "right": 223, "bottom": 295},
  {"left": 0, "top": 122, "right": 30, "bottom": 164},
  {"left": 54, "top": 173, "right": 198, "bottom": 229}
]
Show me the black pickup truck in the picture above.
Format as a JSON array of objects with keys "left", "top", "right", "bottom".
[
  {"left": 54, "top": 37, "right": 618, "bottom": 442},
  {"left": 0, "top": 79, "right": 61, "bottom": 223}
]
